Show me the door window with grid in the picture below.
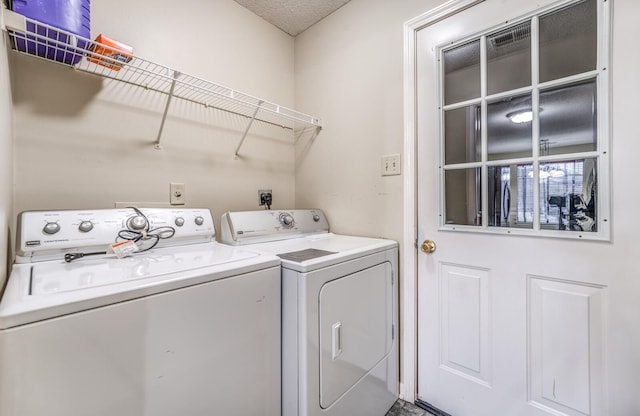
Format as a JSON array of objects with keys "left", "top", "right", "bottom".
[{"left": 438, "top": 0, "right": 609, "bottom": 239}]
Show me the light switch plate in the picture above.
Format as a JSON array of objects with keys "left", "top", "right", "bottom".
[{"left": 381, "top": 154, "right": 401, "bottom": 176}]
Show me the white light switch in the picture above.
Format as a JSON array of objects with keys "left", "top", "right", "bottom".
[{"left": 381, "top": 154, "right": 401, "bottom": 176}]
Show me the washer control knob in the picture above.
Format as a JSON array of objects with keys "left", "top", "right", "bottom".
[
  {"left": 280, "top": 213, "right": 295, "bottom": 228},
  {"left": 128, "top": 215, "right": 148, "bottom": 230},
  {"left": 312, "top": 214, "right": 321, "bottom": 222},
  {"left": 194, "top": 216, "right": 205, "bottom": 226},
  {"left": 43, "top": 222, "right": 60, "bottom": 235},
  {"left": 175, "top": 217, "right": 185, "bottom": 227},
  {"left": 78, "top": 221, "right": 94, "bottom": 232}
]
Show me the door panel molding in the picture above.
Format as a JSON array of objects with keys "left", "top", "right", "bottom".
[
  {"left": 439, "top": 263, "right": 491, "bottom": 386},
  {"left": 528, "top": 275, "right": 607, "bottom": 416}
]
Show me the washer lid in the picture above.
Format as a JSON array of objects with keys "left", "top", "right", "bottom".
[
  {"left": 30, "top": 243, "right": 259, "bottom": 295},
  {"left": 0, "top": 242, "right": 279, "bottom": 329}
]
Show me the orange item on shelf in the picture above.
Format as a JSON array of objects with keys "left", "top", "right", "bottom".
[{"left": 87, "top": 34, "right": 133, "bottom": 71}]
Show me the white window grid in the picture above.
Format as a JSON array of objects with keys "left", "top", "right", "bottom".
[{"left": 436, "top": 0, "right": 611, "bottom": 240}]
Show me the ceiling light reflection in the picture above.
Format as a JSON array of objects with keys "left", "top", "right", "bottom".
[{"left": 507, "top": 110, "right": 533, "bottom": 124}]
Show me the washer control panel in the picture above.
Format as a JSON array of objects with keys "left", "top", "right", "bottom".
[
  {"left": 16, "top": 208, "right": 215, "bottom": 262},
  {"left": 220, "top": 209, "right": 329, "bottom": 245}
]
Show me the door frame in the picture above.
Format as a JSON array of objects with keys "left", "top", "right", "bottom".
[{"left": 401, "top": 0, "right": 486, "bottom": 403}]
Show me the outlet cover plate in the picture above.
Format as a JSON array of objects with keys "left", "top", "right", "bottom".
[{"left": 170, "top": 183, "right": 186, "bottom": 205}]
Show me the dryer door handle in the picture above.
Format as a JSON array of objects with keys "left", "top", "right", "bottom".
[{"left": 331, "top": 321, "right": 342, "bottom": 360}]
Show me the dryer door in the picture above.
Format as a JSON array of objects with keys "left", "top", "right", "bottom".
[{"left": 318, "top": 261, "right": 393, "bottom": 408}]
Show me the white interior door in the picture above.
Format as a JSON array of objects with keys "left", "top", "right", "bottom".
[{"left": 414, "top": 1, "right": 640, "bottom": 415}]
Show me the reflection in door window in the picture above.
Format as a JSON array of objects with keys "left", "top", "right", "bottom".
[
  {"left": 540, "top": 159, "right": 597, "bottom": 231},
  {"left": 445, "top": 168, "right": 482, "bottom": 226},
  {"left": 539, "top": 79, "right": 597, "bottom": 155},
  {"left": 486, "top": 21, "right": 531, "bottom": 95},
  {"left": 438, "top": 0, "right": 608, "bottom": 238},
  {"left": 539, "top": 0, "right": 597, "bottom": 82},
  {"left": 489, "top": 160, "right": 597, "bottom": 232},
  {"left": 443, "top": 40, "right": 481, "bottom": 105},
  {"left": 487, "top": 94, "right": 533, "bottom": 161},
  {"left": 445, "top": 105, "right": 481, "bottom": 164},
  {"left": 488, "top": 164, "right": 534, "bottom": 228}
]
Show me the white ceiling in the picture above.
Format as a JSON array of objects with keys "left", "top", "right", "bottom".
[{"left": 233, "top": 0, "right": 351, "bottom": 36}]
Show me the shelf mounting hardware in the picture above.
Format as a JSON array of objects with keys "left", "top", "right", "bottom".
[
  {"left": 234, "top": 100, "right": 263, "bottom": 159},
  {"left": 155, "top": 70, "right": 180, "bottom": 150}
]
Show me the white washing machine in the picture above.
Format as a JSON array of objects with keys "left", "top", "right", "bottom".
[
  {"left": 220, "top": 209, "right": 398, "bottom": 416},
  {"left": 0, "top": 208, "right": 281, "bottom": 416}
]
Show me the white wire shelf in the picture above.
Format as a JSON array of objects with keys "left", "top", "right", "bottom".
[{"left": 2, "top": 10, "right": 322, "bottom": 154}]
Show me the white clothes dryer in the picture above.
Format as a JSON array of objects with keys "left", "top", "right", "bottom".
[
  {"left": 0, "top": 208, "right": 281, "bottom": 416},
  {"left": 220, "top": 209, "right": 398, "bottom": 416}
]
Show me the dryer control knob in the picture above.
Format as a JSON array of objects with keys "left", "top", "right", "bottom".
[
  {"left": 43, "top": 222, "right": 60, "bottom": 235},
  {"left": 194, "top": 216, "right": 205, "bottom": 226},
  {"left": 128, "top": 215, "right": 148, "bottom": 230},
  {"left": 175, "top": 217, "right": 185, "bottom": 227},
  {"left": 78, "top": 221, "right": 94, "bottom": 232}
]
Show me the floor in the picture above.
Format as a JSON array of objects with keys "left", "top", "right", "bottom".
[{"left": 386, "top": 400, "right": 435, "bottom": 416}]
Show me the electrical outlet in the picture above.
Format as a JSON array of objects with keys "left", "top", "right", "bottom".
[
  {"left": 170, "top": 183, "right": 186, "bottom": 205},
  {"left": 381, "top": 154, "right": 401, "bottom": 176},
  {"left": 258, "top": 189, "right": 272, "bottom": 207}
]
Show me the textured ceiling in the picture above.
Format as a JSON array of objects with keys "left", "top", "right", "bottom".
[{"left": 233, "top": 0, "right": 351, "bottom": 36}]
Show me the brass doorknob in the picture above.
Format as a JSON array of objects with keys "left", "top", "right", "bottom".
[{"left": 421, "top": 240, "right": 436, "bottom": 254}]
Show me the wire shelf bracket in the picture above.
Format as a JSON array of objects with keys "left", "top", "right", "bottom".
[
  {"left": 155, "top": 70, "right": 180, "bottom": 150},
  {"left": 234, "top": 100, "right": 263, "bottom": 159},
  {"left": 2, "top": 9, "right": 323, "bottom": 155}
]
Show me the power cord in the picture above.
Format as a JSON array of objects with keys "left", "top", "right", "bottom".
[
  {"left": 117, "top": 206, "right": 176, "bottom": 251},
  {"left": 64, "top": 207, "right": 176, "bottom": 263}
]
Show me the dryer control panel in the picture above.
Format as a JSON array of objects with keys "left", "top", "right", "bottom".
[
  {"left": 16, "top": 208, "right": 215, "bottom": 263},
  {"left": 220, "top": 209, "right": 329, "bottom": 245}
]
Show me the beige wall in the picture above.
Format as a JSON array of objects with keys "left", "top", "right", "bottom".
[
  {"left": 11, "top": 0, "right": 297, "bottom": 233},
  {"left": 0, "top": 7, "right": 14, "bottom": 292},
  {"left": 294, "top": 0, "right": 445, "bottom": 243}
]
